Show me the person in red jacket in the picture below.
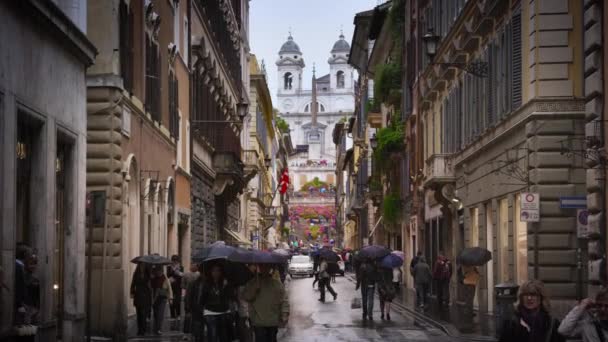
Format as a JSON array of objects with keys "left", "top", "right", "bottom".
[{"left": 432, "top": 251, "right": 452, "bottom": 307}]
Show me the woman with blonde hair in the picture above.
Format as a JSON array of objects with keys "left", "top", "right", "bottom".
[{"left": 499, "top": 280, "right": 565, "bottom": 342}]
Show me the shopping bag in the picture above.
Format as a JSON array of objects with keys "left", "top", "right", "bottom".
[{"left": 350, "top": 297, "right": 362, "bottom": 309}]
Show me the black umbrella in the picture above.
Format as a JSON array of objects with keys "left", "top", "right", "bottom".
[
  {"left": 223, "top": 261, "right": 254, "bottom": 286},
  {"left": 192, "top": 241, "right": 237, "bottom": 262},
  {"left": 457, "top": 247, "right": 492, "bottom": 266},
  {"left": 358, "top": 245, "right": 391, "bottom": 260},
  {"left": 318, "top": 248, "right": 340, "bottom": 263},
  {"left": 131, "top": 254, "right": 171, "bottom": 265},
  {"left": 230, "top": 249, "right": 286, "bottom": 264}
]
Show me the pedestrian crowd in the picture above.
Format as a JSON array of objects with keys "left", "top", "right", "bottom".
[{"left": 130, "top": 254, "right": 289, "bottom": 342}]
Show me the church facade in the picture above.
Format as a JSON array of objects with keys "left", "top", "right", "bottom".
[{"left": 276, "top": 33, "right": 355, "bottom": 191}]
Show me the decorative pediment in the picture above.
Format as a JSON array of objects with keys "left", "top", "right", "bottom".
[
  {"left": 276, "top": 57, "right": 305, "bottom": 67},
  {"left": 301, "top": 122, "right": 328, "bottom": 129}
]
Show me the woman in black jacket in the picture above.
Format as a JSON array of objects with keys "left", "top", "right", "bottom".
[
  {"left": 499, "top": 280, "right": 565, "bottom": 342},
  {"left": 200, "top": 263, "right": 235, "bottom": 342},
  {"left": 130, "top": 264, "right": 152, "bottom": 336}
]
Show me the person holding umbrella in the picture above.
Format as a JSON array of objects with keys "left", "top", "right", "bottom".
[
  {"left": 200, "top": 263, "right": 234, "bottom": 342},
  {"left": 243, "top": 264, "right": 290, "bottom": 342},
  {"left": 457, "top": 247, "right": 490, "bottom": 314},
  {"left": 184, "top": 264, "right": 205, "bottom": 342},
  {"left": 318, "top": 257, "right": 337, "bottom": 303},
  {"left": 151, "top": 265, "right": 173, "bottom": 335},
  {"left": 356, "top": 258, "right": 378, "bottom": 320},
  {"left": 378, "top": 267, "right": 396, "bottom": 321},
  {"left": 167, "top": 255, "right": 184, "bottom": 325},
  {"left": 130, "top": 264, "right": 153, "bottom": 336}
]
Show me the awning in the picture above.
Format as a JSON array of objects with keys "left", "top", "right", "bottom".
[
  {"left": 223, "top": 228, "right": 252, "bottom": 246},
  {"left": 369, "top": 216, "right": 383, "bottom": 238}
]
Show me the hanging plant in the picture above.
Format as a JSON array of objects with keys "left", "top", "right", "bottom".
[
  {"left": 382, "top": 193, "right": 402, "bottom": 224},
  {"left": 373, "top": 120, "right": 404, "bottom": 170},
  {"left": 388, "top": 0, "right": 405, "bottom": 42},
  {"left": 374, "top": 62, "right": 401, "bottom": 105},
  {"left": 366, "top": 98, "right": 381, "bottom": 113}
]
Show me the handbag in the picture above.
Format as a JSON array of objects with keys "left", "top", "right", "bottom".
[{"left": 351, "top": 297, "right": 362, "bottom": 309}]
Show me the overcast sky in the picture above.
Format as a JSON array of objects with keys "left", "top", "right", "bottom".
[{"left": 249, "top": 0, "right": 379, "bottom": 105}]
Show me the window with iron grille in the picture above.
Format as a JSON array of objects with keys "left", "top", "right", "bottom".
[
  {"left": 169, "top": 72, "right": 179, "bottom": 139},
  {"left": 145, "top": 35, "right": 161, "bottom": 122},
  {"left": 119, "top": 0, "right": 134, "bottom": 93}
]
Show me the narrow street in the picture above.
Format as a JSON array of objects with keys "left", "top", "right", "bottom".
[{"left": 282, "top": 275, "right": 448, "bottom": 342}]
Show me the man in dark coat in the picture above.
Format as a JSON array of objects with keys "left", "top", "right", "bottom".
[
  {"left": 356, "top": 258, "right": 378, "bottom": 320},
  {"left": 185, "top": 268, "right": 205, "bottom": 342}
]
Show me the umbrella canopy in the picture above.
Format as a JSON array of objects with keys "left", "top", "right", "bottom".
[
  {"left": 457, "top": 247, "right": 492, "bottom": 266},
  {"left": 358, "top": 245, "right": 391, "bottom": 260},
  {"left": 379, "top": 253, "right": 404, "bottom": 269},
  {"left": 224, "top": 261, "right": 254, "bottom": 286},
  {"left": 131, "top": 254, "right": 171, "bottom": 265},
  {"left": 229, "top": 249, "right": 286, "bottom": 264},
  {"left": 318, "top": 248, "right": 340, "bottom": 263},
  {"left": 192, "top": 241, "right": 237, "bottom": 262},
  {"left": 391, "top": 251, "right": 405, "bottom": 261}
]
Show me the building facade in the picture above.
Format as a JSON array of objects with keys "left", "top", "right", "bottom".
[
  {"left": 0, "top": 1, "right": 96, "bottom": 341},
  {"left": 242, "top": 55, "right": 280, "bottom": 249},
  {"left": 190, "top": 0, "right": 251, "bottom": 252},
  {"left": 85, "top": 0, "right": 190, "bottom": 338},
  {"left": 417, "top": 0, "right": 585, "bottom": 316}
]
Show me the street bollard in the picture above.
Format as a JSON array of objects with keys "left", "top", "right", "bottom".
[{"left": 494, "top": 283, "right": 519, "bottom": 338}]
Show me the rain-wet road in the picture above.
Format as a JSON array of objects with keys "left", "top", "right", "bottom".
[{"left": 280, "top": 275, "right": 451, "bottom": 342}]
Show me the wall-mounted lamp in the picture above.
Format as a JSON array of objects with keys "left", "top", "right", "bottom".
[{"left": 423, "top": 28, "right": 489, "bottom": 78}]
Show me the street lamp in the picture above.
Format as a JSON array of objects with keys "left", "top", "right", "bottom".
[
  {"left": 422, "top": 28, "right": 489, "bottom": 78},
  {"left": 264, "top": 157, "right": 272, "bottom": 169},
  {"left": 422, "top": 30, "right": 440, "bottom": 58},
  {"left": 369, "top": 134, "right": 378, "bottom": 150}
]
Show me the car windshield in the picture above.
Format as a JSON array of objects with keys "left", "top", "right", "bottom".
[{"left": 291, "top": 256, "right": 310, "bottom": 264}]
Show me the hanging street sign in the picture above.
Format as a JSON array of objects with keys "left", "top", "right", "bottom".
[
  {"left": 560, "top": 196, "right": 587, "bottom": 209},
  {"left": 520, "top": 192, "right": 540, "bottom": 222}
]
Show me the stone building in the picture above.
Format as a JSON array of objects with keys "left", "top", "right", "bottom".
[
  {"left": 241, "top": 55, "right": 279, "bottom": 249},
  {"left": 417, "top": 0, "right": 586, "bottom": 316},
  {"left": 0, "top": 1, "right": 96, "bottom": 341},
  {"left": 583, "top": 0, "right": 608, "bottom": 295},
  {"left": 85, "top": 0, "right": 188, "bottom": 338},
  {"left": 190, "top": 0, "right": 251, "bottom": 251}
]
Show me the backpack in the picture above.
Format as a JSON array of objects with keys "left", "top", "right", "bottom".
[
  {"left": 434, "top": 260, "right": 451, "bottom": 280},
  {"left": 327, "top": 262, "right": 340, "bottom": 275}
]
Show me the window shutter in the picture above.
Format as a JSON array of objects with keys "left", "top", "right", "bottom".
[
  {"left": 511, "top": 5, "right": 522, "bottom": 109},
  {"left": 175, "top": 78, "right": 180, "bottom": 140}
]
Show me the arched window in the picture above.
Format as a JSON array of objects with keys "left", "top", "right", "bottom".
[
  {"left": 284, "top": 72, "right": 293, "bottom": 90},
  {"left": 336, "top": 71, "right": 345, "bottom": 88}
]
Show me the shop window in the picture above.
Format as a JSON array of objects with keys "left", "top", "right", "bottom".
[
  {"left": 470, "top": 207, "right": 479, "bottom": 247},
  {"left": 498, "top": 198, "right": 509, "bottom": 282},
  {"left": 514, "top": 195, "right": 528, "bottom": 284}
]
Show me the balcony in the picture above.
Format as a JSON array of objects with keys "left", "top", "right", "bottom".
[
  {"left": 212, "top": 151, "right": 245, "bottom": 201},
  {"left": 424, "top": 154, "right": 456, "bottom": 188},
  {"left": 242, "top": 149, "right": 259, "bottom": 181},
  {"left": 366, "top": 98, "right": 382, "bottom": 129}
]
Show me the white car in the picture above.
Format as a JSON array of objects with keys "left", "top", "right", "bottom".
[{"left": 288, "top": 255, "right": 314, "bottom": 277}]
